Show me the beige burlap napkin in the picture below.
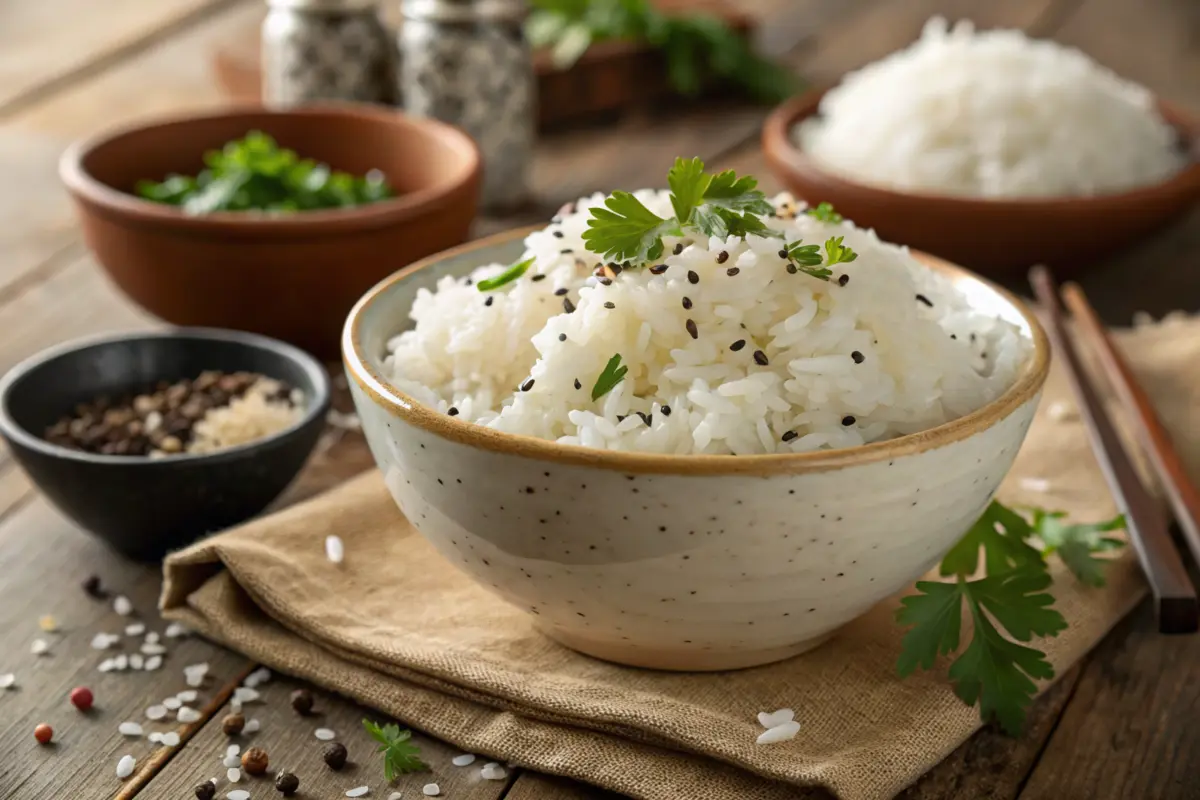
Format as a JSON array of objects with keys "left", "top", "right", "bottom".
[{"left": 161, "top": 318, "right": 1200, "bottom": 800}]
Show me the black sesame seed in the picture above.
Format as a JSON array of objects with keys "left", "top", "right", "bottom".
[
  {"left": 673, "top": 242, "right": 684, "bottom": 255},
  {"left": 532, "top": 273, "right": 547, "bottom": 282},
  {"left": 574, "top": 379, "right": 582, "bottom": 390},
  {"left": 617, "top": 415, "right": 627, "bottom": 423},
  {"left": 552, "top": 230, "right": 564, "bottom": 238},
  {"left": 560, "top": 249, "right": 573, "bottom": 255},
  {"left": 636, "top": 411, "right": 651, "bottom": 426},
  {"left": 851, "top": 350, "right": 864, "bottom": 364},
  {"left": 448, "top": 407, "right": 459, "bottom": 417},
  {"left": 563, "top": 297, "right": 576, "bottom": 313},
  {"left": 716, "top": 251, "right": 729, "bottom": 264},
  {"left": 916, "top": 293, "right": 933, "bottom": 307},
  {"left": 484, "top": 296, "right": 494, "bottom": 307},
  {"left": 970, "top": 333, "right": 977, "bottom": 342},
  {"left": 682, "top": 297, "right": 692, "bottom": 310},
  {"left": 464, "top": 277, "right": 473, "bottom": 286},
  {"left": 778, "top": 249, "right": 789, "bottom": 259},
  {"left": 950, "top": 334, "right": 957, "bottom": 340},
  {"left": 520, "top": 378, "right": 535, "bottom": 392},
  {"left": 730, "top": 339, "right": 746, "bottom": 351},
  {"left": 598, "top": 277, "right": 613, "bottom": 286},
  {"left": 842, "top": 415, "right": 856, "bottom": 426},
  {"left": 981, "top": 351, "right": 988, "bottom": 359},
  {"left": 610, "top": 263, "right": 623, "bottom": 276},
  {"left": 604, "top": 301, "right": 615, "bottom": 309},
  {"left": 786, "top": 263, "right": 798, "bottom": 274},
  {"left": 726, "top": 267, "right": 740, "bottom": 276},
  {"left": 687, "top": 270, "right": 699, "bottom": 284},
  {"left": 650, "top": 264, "right": 668, "bottom": 274},
  {"left": 660, "top": 405, "right": 671, "bottom": 417},
  {"left": 753, "top": 350, "right": 769, "bottom": 366},
  {"left": 782, "top": 430, "right": 798, "bottom": 442},
  {"left": 837, "top": 274, "right": 850, "bottom": 286},
  {"left": 685, "top": 319, "right": 698, "bottom": 339},
  {"left": 558, "top": 333, "right": 567, "bottom": 341}
]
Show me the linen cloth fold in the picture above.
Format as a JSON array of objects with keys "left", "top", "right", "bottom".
[{"left": 162, "top": 318, "right": 1200, "bottom": 800}]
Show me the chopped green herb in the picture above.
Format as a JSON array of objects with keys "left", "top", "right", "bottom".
[
  {"left": 823, "top": 236, "right": 858, "bottom": 267},
  {"left": 582, "top": 192, "right": 681, "bottom": 264},
  {"left": 362, "top": 719, "right": 427, "bottom": 781},
  {"left": 135, "top": 131, "right": 394, "bottom": 214},
  {"left": 805, "top": 201, "right": 843, "bottom": 224},
  {"left": 477, "top": 258, "right": 535, "bottom": 292},
  {"left": 897, "top": 501, "right": 1125, "bottom": 734},
  {"left": 783, "top": 240, "right": 832, "bottom": 280},
  {"left": 591, "top": 354, "right": 628, "bottom": 401}
]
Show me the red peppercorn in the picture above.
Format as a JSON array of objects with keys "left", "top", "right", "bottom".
[
  {"left": 34, "top": 723, "right": 53, "bottom": 744},
  {"left": 70, "top": 686, "right": 94, "bottom": 711}
]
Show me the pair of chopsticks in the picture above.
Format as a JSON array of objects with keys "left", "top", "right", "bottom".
[{"left": 1030, "top": 266, "right": 1200, "bottom": 634}]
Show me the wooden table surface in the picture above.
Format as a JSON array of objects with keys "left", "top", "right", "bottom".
[{"left": 1, "top": 1, "right": 1199, "bottom": 798}]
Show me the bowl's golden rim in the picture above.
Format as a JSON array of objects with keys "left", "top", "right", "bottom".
[{"left": 342, "top": 226, "right": 1051, "bottom": 476}]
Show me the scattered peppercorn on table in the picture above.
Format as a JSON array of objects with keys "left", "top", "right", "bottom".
[{"left": 1, "top": 0, "right": 1199, "bottom": 799}]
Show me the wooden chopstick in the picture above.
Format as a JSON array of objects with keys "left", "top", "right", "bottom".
[
  {"left": 1029, "top": 266, "right": 1198, "bottom": 634},
  {"left": 1061, "top": 282, "right": 1200, "bottom": 576}
]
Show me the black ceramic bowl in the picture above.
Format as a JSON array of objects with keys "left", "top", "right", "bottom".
[{"left": 0, "top": 328, "right": 331, "bottom": 560}]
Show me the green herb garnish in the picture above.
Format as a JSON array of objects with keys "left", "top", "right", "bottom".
[
  {"left": 784, "top": 241, "right": 831, "bottom": 280},
  {"left": 822, "top": 236, "right": 858, "bottom": 267},
  {"left": 591, "top": 354, "right": 628, "bottom": 401},
  {"left": 525, "top": 0, "right": 800, "bottom": 104},
  {"left": 582, "top": 193, "right": 680, "bottom": 263},
  {"left": 805, "top": 201, "right": 843, "bottom": 224},
  {"left": 897, "top": 501, "right": 1125, "bottom": 734},
  {"left": 362, "top": 719, "right": 427, "bottom": 781},
  {"left": 477, "top": 257, "right": 536, "bottom": 292},
  {"left": 135, "top": 131, "right": 394, "bottom": 214}
]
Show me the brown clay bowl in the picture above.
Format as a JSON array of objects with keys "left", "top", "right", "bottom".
[
  {"left": 763, "top": 89, "right": 1200, "bottom": 278},
  {"left": 60, "top": 105, "right": 481, "bottom": 359}
]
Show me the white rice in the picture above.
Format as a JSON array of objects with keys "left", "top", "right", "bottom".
[
  {"left": 795, "top": 17, "right": 1187, "bottom": 198},
  {"left": 382, "top": 191, "right": 1030, "bottom": 456}
]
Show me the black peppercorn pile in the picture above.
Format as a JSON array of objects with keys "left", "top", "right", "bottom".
[{"left": 43, "top": 370, "right": 297, "bottom": 457}]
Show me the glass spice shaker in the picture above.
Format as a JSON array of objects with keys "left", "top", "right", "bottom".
[
  {"left": 399, "top": 0, "right": 534, "bottom": 210},
  {"left": 262, "top": 0, "right": 397, "bottom": 108}
]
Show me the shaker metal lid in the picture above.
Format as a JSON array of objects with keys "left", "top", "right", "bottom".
[
  {"left": 401, "top": 0, "right": 527, "bottom": 23},
  {"left": 267, "top": 0, "right": 381, "bottom": 10}
]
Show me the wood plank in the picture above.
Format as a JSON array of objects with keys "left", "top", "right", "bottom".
[
  {"left": 0, "top": 0, "right": 244, "bottom": 118},
  {"left": 140, "top": 672, "right": 512, "bottom": 800},
  {"left": 505, "top": 773, "right": 621, "bottom": 800},
  {"left": 1017, "top": 598, "right": 1200, "bottom": 800}
]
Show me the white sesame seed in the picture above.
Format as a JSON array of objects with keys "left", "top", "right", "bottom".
[
  {"left": 118, "top": 722, "right": 143, "bottom": 737},
  {"left": 755, "top": 708, "right": 795, "bottom": 729},
  {"left": 30, "top": 638, "right": 49, "bottom": 655},
  {"left": 124, "top": 623, "right": 146, "bottom": 637},
  {"left": 242, "top": 719, "right": 260, "bottom": 734},
  {"left": 129, "top": 654, "right": 144, "bottom": 670},
  {"left": 422, "top": 785, "right": 440, "bottom": 797},
  {"left": 227, "top": 791, "right": 250, "bottom": 800},
  {"left": 755, "top": 720, "right": 801, "bottom": 744},
  {"left": 116, "top": 755, "right": 136, "bottom": 779},
  {"left": 178, "top": 706, "right": 202, "bottom": 723},
  {"left": 233, "top": 687, "right": 260, "bottom": 704},
  {"left": 145, "top": 705, "right": 168, "bottom": 721},
  {"left": 164, "top": 622, "right": 190, "bottom": 639},
  {"left": 223, "top": 754, "right": 241, "bottom": 769},
  {"left": 226, "top": 744, "right": 241, "bottom": 757},
  {"left": 144, "top": 655, "right": 163, "bottom": 671},
  {"left": 325, "top": 535, "right": 345, "bottom": 564},
  {"left": 227, "top": 767, "right": 241, "bottom": 783},
  {"left": 113, "top": 596, "right": 133, "bottom": 616},
  {"left": 161, "top": 732, "right": 181, "bottom": 747},
  {"left": 0, "top": 673, "right": 14, "bottom": 689},
  {"left": 144, "top": 631, "right": 160, "bottom": 644},
  {"left": 451, "top": 754, "right": 476, "bottom": 767},
  {"left": 346, "top": 788, "right": 370, "bottom": 798},
  {"left": 177, "top": 690, "right": 198, "bottom": 703},
  {"left": 314, "top": 728, "right": 337, "bottom": 741},
  {"left": 162, "top": 697, "right": 182, "bottom": 710}
]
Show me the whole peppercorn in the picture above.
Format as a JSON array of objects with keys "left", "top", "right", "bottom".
[
  {"left": 34, "top": 723, "right": 53, "bottom": 744},
  {"left": 242, "top": 746, "right": 270, "bottom": 776},
  {"left": 274, "top": 771, "right": 300, "bottom": 796},
  {"left": 193, "top": 779, "right": 217, "bottom": 800},
  {"left": 69, "top": 686, "right": 94, "bottom": 712},
  {"left": 322, "top": 741, "right": 348, "bottom": 770},
  {"left": 81, "top": 574, "right": 106, "bottom": 599},
  {"left": 290, "top": 688, "right": 314, "bottom": 716},
  {"left": 222, "top": 712, "right": 245, "bottom": 736}
]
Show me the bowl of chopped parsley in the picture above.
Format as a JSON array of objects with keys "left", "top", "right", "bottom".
[{"left": 60, "top": 105, "right": 481, "bottom": 358}]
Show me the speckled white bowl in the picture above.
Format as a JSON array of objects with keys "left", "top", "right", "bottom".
[{"left": 343, "top": 228, "right": 1050, "bottom": 671}]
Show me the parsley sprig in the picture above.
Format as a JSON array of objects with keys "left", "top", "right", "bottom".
[
  {"left": 363, "top": 719, "right": 428, "bottom": 781},
  {"left": 897, "top": 501, "right": 1125, "bottom": 734},
  {"left": 591, "top": 354, "right": 628, "bottom": 401}
]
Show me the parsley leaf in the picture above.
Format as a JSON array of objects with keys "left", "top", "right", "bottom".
[
  {"left": 689, "top": 168, "right": 776, "bottom": 239},
  {"left": 362, "top": 719, "right": 428, "bottom": 782},
  {"left": 822, "top": 236, "right": 858, "bottom": 267},
  {"left": 805, "top": 201, "right": 843, "bottom": 224},
  {"left": 582, "top": 192, "right": 680, "bottom": 263},
  {"left": 1031, "top": 509, "right": 1126, "bottom": 587},
  {"left": 940, "top": 501, "right": 1046, "bottom": 577},
  {"left": 667, "top": 156, "right": 710, "bottom": 225},
  {"left": 591, "top": 354, "right": 628, "bottom": 401},
  {"left": 783, "top": 240, "right": 832, "bottom": 280},
  {"left": 477, "top": 257, "right": 535, "bottom": 292}
]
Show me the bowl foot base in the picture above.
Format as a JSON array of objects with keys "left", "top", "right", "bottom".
[{"left": 537, "top": 625, "right": 836, "bottom": 671}]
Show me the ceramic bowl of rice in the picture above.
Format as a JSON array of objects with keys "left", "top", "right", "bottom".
[
  {"left": 763, "top": 17, "right": 1200, "bottom": 277},
  {"left": 344, "top": 165, "right": 1050, "bottom": 671}
]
